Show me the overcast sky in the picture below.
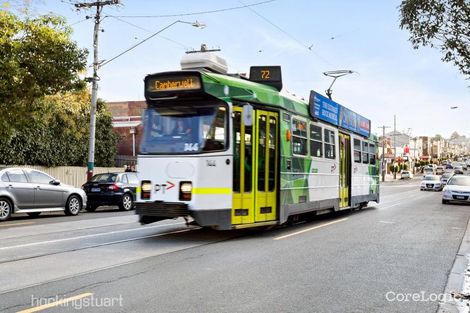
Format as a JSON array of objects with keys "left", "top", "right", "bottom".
[{"left": 33, "top": 0, "right": 470, "bottom": 138}]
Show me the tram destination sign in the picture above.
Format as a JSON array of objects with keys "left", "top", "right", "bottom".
[
  {"left": 309, "top": 90, "right": 371, "bottom": 137},
  {"left": 145, "top": 72, "right": 202, "bottom": 96}
]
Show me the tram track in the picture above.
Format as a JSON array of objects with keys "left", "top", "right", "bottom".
[{"left": 0, "top": 225, "right": 199, "bottom": 265}]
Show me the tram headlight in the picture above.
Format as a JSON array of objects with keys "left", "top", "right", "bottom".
[
  {"left": 179, "top": 181, "right": 192, "bottom": 201},
  {"left": 141, "top": 180, "right": 152, "bottom": 200}
]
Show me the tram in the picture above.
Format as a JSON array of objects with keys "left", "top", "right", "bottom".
[{"left": 135, "top": 52, "right": 379, "bottom": 230}]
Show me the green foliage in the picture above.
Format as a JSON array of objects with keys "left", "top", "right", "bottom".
[
  {"left": 0, "top": 90, "right": 120, "bottom": 166},
  {"left": 399, "top": 0, "right": 470, "bottom": 80},
  {"left": 0, "top": 10, "right": 87, "bottom": 137}
]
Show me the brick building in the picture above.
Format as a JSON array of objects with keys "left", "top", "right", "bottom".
[{"left": 106, "top": 101, "right": 146, "bottom": 159}]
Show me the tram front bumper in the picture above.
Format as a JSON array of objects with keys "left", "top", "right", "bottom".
[{"left": 136, "top": 201, "right": 189, "bottom": 224}]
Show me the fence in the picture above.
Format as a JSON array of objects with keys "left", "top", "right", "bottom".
[{"left": 0, "top": 165, "right": 126, "bottom": 188}]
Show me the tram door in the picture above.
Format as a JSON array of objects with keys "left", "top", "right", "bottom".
[
  {"left": 232, "top": 107, "right": 278, "bottom": 225},
  {"left": 339, "top": 133, "right": 351, "bottom": 208}
]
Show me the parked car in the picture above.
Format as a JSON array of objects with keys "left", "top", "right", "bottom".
[
  {"left": 401, "top": 170, "right": 413, "bottom": 179},
  {"left": 442, "top": 175, "right": 470, "bottom": 204},
  {"left": 82, "top": 172, "right": 139, "bottom": 212},
  {"left": 420, "top": 175, "right": 443, "bottom": 191},
  {"left": 0, "top": 168, "right": 86, "bottom": 222},
  {"left": 440, "top": 172, "right": 454, "bottom": 185}
]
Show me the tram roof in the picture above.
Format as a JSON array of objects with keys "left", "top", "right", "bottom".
[{"left": 201, "top": 71, "right": 310, "bottom": 117}]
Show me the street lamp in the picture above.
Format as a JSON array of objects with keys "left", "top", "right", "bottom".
[
  {"left": 323, "top": 70, "right": 357, "bottom": 100},
  {"left": 86, "top": 19, "right": 205, "bottom": 180}
]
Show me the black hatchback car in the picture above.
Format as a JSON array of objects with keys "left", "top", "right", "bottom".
[{"left": 82, "top": 172, "right": 138, "bottom": 212}]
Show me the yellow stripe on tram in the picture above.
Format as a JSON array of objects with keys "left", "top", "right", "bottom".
[{"left": 192, "top": 188, "right": 232, "bottom": 195}]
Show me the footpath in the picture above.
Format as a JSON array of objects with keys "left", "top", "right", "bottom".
[{"left": 439, "top": 217, "right": 470, "bottom": 313}]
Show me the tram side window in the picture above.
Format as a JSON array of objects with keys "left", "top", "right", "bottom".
[
  {"left": 324, "top": 129, "right": 335, "bottom": 159},
  {"left": 369, "top": 143, "right": 376, "bottom": 165},
  {"left": 292, "top": 119, "right": 307, "bottom": 156},
  {"left": 309, "top": 124, "right": 322, "bottom": 158},
  {"left": 362, "top": 141, "right": 369, "bottom": 164},
  {"left": 354, "top": 139, "right": 361, "bottom": 163}
]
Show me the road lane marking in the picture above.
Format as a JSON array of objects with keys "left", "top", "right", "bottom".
[
  {"left": 273, "top": 218, "right": 348, "bottom": 240},
  {"left": 16, "top": 292, "right": 93, "bottom": 313},
  {"left": 0, "top": 222, "right": 187, "bottom": 251},
  {"left": 379, "top": 221, "right": 396, "bottom": 224},
  {"left": 0, "top": 222, "right": 34, "bottom": 228}
]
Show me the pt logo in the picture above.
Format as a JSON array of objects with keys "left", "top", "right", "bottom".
[{"left": 154, "top": 181, "right": 175, "bottom": 193}]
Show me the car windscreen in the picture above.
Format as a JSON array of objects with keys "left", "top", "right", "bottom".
[
  {"left": 90, "top": 174, "right": 117, "bottom": 183},
  {"left": 140, "top": 103, "right": 227, "bottom": 154},
  {"left": 447, "top": 176, "right": 470, "bottom": 186},
  {"left": 423, "top": 176, "right": 439, "bottom": 181}
]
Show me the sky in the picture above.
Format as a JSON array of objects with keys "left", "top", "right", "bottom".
[{"left": 26, "top": 0, "right": 470, "bottom": 138}]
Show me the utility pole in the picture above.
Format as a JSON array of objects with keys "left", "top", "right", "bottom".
[
  {"left": 378, "top": 125, "right": 391, "bottom": 182},
  {"left": 393, "top": 114, "right": 397, "bottom": 179},
  {"left": 74, "top": 0, "right": 120, "bottom": 180}
]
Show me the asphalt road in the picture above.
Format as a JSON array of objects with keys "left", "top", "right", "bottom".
[{"left": 1, "top": 178, "right": 469, "bottom": 313}]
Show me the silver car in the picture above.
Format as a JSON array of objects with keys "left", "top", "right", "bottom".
[
  {"left": 442, "top": 175, "right": 470, "bottom": 204},
  {"left": 0, "top": 168, "right": 87, "bottom": 222}
]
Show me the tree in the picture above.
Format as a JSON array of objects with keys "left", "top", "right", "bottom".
[
  {"left": 0, "top": 11, "right": 87, "bottom": 137},
  {"left": 0, "top": 90, "right": 120, "bottom": 167},
  {"left": 399, "top": 0, "right": 470, "bottom": 80}
]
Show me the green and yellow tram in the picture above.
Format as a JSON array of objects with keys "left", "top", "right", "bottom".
[{"left": 136, "top": 53, "right": 379, "bottom": 230}]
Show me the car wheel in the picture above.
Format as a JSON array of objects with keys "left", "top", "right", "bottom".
[
  {"left": 442, "top": 200, "right": 449, "bottom": 204},
  {"left": 119, "top": 193, "right": 134, "bottom": 211},
  {"left": 27, "top": 212, "right": 41, "bottom": 218},
  {"left": 85, "top": 205, "right": 97, "bottom": 212},
  {"left": 0, "top": 198, "right": 12, "bottom": 222},
  {"left": 65, "top": 195, "right": 82, "bottom": 216}
]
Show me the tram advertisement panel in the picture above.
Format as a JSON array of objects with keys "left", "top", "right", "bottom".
[
  {"left": 309, "top": 91, "right": 339, "bottom": 125},
  {"left": 309, "top": 90, "right": 370, "bottom": 137}
]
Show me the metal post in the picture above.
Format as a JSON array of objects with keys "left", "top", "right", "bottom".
[
  {"left": 74, "top": 1, "right": 120, "bottom": 181},
  {"left": 378, "top": 125, "right": 390, "bottom": 182},
  {"left": 87, "top": 4, "right": 100, "bottom": 180},
  {"left": 393, "top": 114, "right": 397, "bottom": 179}
]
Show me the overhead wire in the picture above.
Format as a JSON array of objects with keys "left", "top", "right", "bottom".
[
  {"left": 110, "top": 0, "right": 276, "bottom": 18},
  {"left": 107, "top": 15, "right": 191, "bottom": 49},
  {"left": 238, "top": 0, "right": 331, "bottom": 65}
]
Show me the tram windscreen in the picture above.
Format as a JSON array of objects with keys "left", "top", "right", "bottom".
[{"left": 140, "top": 104, "right": 227, "bottom": 154}]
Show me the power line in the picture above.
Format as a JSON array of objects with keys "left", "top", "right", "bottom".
[
  {"left": 238, "top": 0, "right": 331, "bottom": 65},
  {"left": 110, "top": 0, "right": 276, "bottom": 18},
  {"left": 107, "top": 15, "right": 191, "bottom": 49}
]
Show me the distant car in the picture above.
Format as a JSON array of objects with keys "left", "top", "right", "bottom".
[
  {"left": 440, "top": 172, "right": 454, "bottom": 185},
  {"left": 420, "top": 175, "right": 443, "bottom": 191},
  {"left": 82, "top": 172, "right": 139, "bottom": 212},
  {"left": 454, "top": 166, "right": 464, "bottom": 174},
  {"left": 436, "top": 166, "right": 445, "bottom": 175},
  {"left": 0, "top": 168, "right": 86, "bottom": 222},
  {"left": 423, "top": 167, "right": 435, "bottom": 175},
  {"left": 401, "top": 170, "right": 413, "bottom": 179},
  {"left": 442, "top": 175, "right": 470, "bottom": 204}
]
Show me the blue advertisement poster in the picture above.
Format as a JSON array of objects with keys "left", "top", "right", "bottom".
[
  {"left": 309, "top": 90, "right": 371, "bottom": 137},
  {"left": 309, "top": 91, "right": 339, "bottom": 125}
]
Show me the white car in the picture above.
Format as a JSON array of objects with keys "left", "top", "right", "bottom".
[
  {"left": 420, "top": 175, "right": 443, "bottom": 191},
  {"left": 442, "top": 175, "right": 470, "bottom": 204},
  {"left": 401, "top": 171, "right": 413, "bottom": 179}
]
